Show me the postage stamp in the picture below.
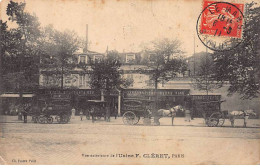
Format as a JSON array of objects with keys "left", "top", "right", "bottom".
[{"left": 196, "top": 1, "right": 245, "bottom": 51}]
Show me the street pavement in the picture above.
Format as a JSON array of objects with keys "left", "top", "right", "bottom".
[{"left": 0, "top": 115, "right": 259, "bottom": 165}]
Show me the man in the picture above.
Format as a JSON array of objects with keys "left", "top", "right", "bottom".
[
  {"left": 23, "top": 104, "right": 29, "bottom": 123},
  {"left": 79, "top": 109, "right": 84, "bottom": 121}
]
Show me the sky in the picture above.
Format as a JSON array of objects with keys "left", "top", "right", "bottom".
[{"left": 0, "top": 0, "right": 213, "bottom": 56}]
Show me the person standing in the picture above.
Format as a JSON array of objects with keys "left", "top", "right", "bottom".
[
  {"left": 79, "top": 109, "right": 83, "bottom": 121},
  {"left": 90, "top": 107, "right": 95, "bottom": 123},
  {"left": 23, "top": 106, "right": 28, "bottom": 123},
  {"left": 114, "top": 105, "right": 118, "bottom": 119}
]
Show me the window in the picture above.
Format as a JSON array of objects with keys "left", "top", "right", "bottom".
[
  {"left": 71, "top": 74, "right": 78, "bottom": 87},
  {"left": 79, "top": 74, "right": 85, "bottom": 87},
  {"left": 126, "top": 54, "right": 135, "bottom": 63},
  {"left": 145, "top": 79, "right": 154, "bottom": 87},
  {"left": 79, "top": 56, "right": 86, "bottom": 64},
  {"left": 94, "top": 55, "right": 103, "bottom": 63},
  {"left": 85, "top": 74, "right": 91, "bottom": 87},
  {"left": 126, "top": 74, "right": 134, "bottom": 86}
]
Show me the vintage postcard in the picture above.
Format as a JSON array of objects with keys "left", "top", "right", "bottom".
[{"left": 0, "top": 0, "right": 259, "bottom": 165}]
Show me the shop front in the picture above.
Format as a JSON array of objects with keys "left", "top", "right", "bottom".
[{"left": 0, "top": 93, "right": 35, "bottom": 115}]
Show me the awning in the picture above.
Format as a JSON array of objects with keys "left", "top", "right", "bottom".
[
  {"left": 0, "top": 93, "right": 35, "bottom": 98},
  {"left": 190, "top": 92, "right": 221, "bottom": 95}
]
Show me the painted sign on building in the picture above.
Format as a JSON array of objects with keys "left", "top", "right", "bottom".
[{"left": 124, "top": 89, "right": 190, "bottom": 98}]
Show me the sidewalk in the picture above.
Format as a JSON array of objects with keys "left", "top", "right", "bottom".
[{"left": 1, "top": 115, "right": 259, "bottom": 128}]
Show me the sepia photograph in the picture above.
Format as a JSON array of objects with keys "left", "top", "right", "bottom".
[{"left": 0, "top": 0, "right": 259, "bottom": 165}]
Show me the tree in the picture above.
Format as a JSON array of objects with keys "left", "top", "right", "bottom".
[
  {"left": 140, "top": 38, "right": 187, "bottom": 113},
  {"left": 90, "top": 50, "right": 131, "bottom": 92},
  {"left": 0, "top": 21, "right": 9, "bottom": 94},
  {"left": 211, "top": 2, "right": 260, "bottom": 99},
  {"left": 1, "top": 1, "right": 42, "bottom": 103},
  {"left": 39, "top": 25, "right": 80, "bottom": 89},
  {"left": 191, "top": 54, "right": 221, "bottom": 95},
  {"left": 89, "top": 50, "right": 132, "bottom": 119}
]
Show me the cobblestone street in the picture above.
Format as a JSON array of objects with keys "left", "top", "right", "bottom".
[{"left": 0, "top": 115, "right": 259, "bottom": 165}]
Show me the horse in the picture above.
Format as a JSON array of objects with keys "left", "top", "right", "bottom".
[
  {"left": 228, "top": 109, "right": 256, "bottom": 127},
  {"left": 156, "top": 105, "right": 185, "bottom": 126}
]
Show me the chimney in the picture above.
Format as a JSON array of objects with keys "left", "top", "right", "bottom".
[{"left": 83, "top": 24, "right": 88, "bottom": 53}]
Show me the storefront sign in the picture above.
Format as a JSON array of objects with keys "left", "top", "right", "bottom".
[
  {"left": 124, "top": 89, "right": 189, "bottom": 98},
  {"left": 192, "top": 95, "right": 221, "bottom": 101}
]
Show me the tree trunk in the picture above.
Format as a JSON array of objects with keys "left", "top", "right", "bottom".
[{"left": 61, "top": 66, "right": 64, "bottom": 89}]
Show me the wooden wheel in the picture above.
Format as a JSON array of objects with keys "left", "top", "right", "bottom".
[
  {"left": 122, "top": 111, "right": 139, "bottom": 125},
  {"left": 217, "top": 112, "right": 225, "bottom": 127},
  {"left": 218, "top": 118, "right": 225, "bottom": 127},
  {"left": 38, "top": 115, "right": 46, "bottom": 124},
  {"left": 47, "top": 116, "right": 53, "bottom": 124},
  {"left": 207, "top": 112, "right": 221, "bottom": 127}
]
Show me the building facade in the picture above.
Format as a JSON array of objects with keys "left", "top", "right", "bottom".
[{"left": 38, "top": 50, "right": 260, "bottom": 117}]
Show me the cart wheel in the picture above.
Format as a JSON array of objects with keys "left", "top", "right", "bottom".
[
  {"left": 38, "top": 115, "right": 46, "bottom": 124},
  {"left": 217, "top": 113, "right": 225, "bottom": 127},
  {"left": 218, "top": 118, "right": 225, "bottom": 127},
  {"left": 207, "top": 112, "right": 221, "bottom": 127},
  {"left": 47, "top": 117, "right": 53, "bottom": 124},
  {"left": 122, "top": 111, "right": 138, "bottom": 125}
]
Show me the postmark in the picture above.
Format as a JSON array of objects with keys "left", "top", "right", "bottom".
[{"left": 196, "top": 1, "right": 245, "bottom": 51}]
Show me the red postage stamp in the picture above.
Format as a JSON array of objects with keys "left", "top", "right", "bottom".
[{"left": 200, "top": 1, "right": 244, "bottom": 38}]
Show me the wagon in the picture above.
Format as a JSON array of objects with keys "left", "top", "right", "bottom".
[
  {"left": 33, "top": 94, "right": 72, "bottom": 124},
  {"left": 194, "top": 100, "right": 226, "bottom": 127},
  {"left": 122, "top": 98, "right": 154, "bottom": 125}
]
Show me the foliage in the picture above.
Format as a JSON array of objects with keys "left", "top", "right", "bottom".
[
  {"left": 139, "top": 38, "right": 187, "bottom": 111},
  {"left": 39, "top": 25, "right": 80, "bottom": 89},
  {"left": 89, "top": 50, "right": 132, "bottom": 93},
  {"left": 1, "top": 1, "right": 81, "bottom": 93},
  {"left": 191, "top": 55, "right": 221, "bottom": 95},
  {"left": 1, "top": 1, "right": 41, "bottom": 93},
  {"left": 140, "top": 38, "right": 186, "bottom": 84},
  {"left": 211, "top": 3, "right": 260, "bottom": 99}
]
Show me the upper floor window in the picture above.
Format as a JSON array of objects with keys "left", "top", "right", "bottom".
[
  {"left": 79, "top": 55, "right": 86, "bottom": 64},
  {"left": 79, "top": 74, "right": 85, "bottom": 87},
  {"left": 94, "top": 55, "right": 103, "bottom": 63},
  {"left": 85, "top": 74, "right": 91, "bottom": 87},
  {"left": 126, "top": 54, "right": 135, "bottom": 63},
  {"left": 126, "top": 74, "right": 134, "bottom": 87}
]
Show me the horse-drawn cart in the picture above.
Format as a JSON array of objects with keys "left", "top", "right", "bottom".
[
  {"left": 32, "top": 94, "right": 72, "bottom": 124},
  {"left": 122, "top": 98, "right": 154, "bottom": 125},
  {"left": 194, "top": 100, "right": 226, "bottom": 127}
]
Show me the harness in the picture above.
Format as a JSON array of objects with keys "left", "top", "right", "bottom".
[{"left": 170, "top": 108, "right": 177, "bottom": 117}]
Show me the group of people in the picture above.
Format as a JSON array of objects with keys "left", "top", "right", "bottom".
[{"left": 16, "top": 103, "right": 31, "bottom": 123}]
